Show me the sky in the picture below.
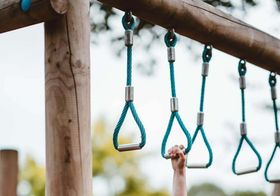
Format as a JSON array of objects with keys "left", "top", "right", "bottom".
[{"left": 1, "top": 0, "right": 280, "bottom": 195}]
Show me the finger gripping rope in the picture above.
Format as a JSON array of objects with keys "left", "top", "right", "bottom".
[
  {"left": 187, "top": 45, "right": 213, "bottom": 169},
  {"left": 265, "top": 72, "right": 280, "bottom": 183},
  {"left": 161, "top": 30, "right": 192, "bottom": 159},
  {"left": 20, "top": 0, "right": 31, "bottom": 12},
  {"left": 232, "top": 60, "right": 262, "bottom": 175},
  {"left": 113, "top": 12, "right": 146, "bottom": 152}
]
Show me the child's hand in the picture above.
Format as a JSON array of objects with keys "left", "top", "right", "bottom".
[{"left": 168, "top": 145, "right": 186, "bottom": 172}]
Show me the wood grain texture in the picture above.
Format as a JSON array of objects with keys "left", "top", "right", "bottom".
[
  {"left": 44, "top": 0, "right": 92, "bottom": 195},
  {"left": 0, "top": 150, "right": 18, "bottom": 196},
  {"left": 98, "top": 0, "right": 280, "bottom": 73},
  {"left": 0, "top": 0, "right": 68, "bottom": 33}
]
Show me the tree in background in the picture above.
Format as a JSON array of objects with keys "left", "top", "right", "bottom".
[{"left": 19, "top": 118, "right": 169, "bottom": 196}]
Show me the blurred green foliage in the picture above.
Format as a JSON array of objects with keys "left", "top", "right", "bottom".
[{"left": 20, "top": 119, "right": 269, "bottom": 196}]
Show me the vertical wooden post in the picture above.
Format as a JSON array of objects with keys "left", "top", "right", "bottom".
[
  {"left": 273, "top": 184, "right": 280, "bottom": 196},
  {"left": 0, "top": 150, "right": 18, "bottom": 196},
  {"left": 44, "top": 0, "right": 92, "bottom": 195}
]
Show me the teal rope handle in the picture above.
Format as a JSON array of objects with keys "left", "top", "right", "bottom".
[
  {"left": 161, "top": 30, "right": 192, "bottom": 159},
  {"left": 232, "top": 60, "right": 262, "bottom": 175},
  {"left": 187, "top": 45, "right": 213, "bottom": 169},
  {"left": 20, "top": 0, "right": 31, "bottom": 12},
  {"left": 264, "top": 72, "right": 280, "bottom": 183},
  {"left": 113, "top": 12, "right": 146, "bottom": 152}
]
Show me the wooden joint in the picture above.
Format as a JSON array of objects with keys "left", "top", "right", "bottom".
[{"left": 50, "top": 0, "right": 69, "bottom": 14}]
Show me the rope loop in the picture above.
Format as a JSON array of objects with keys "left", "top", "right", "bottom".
[
  {"left": 238, "top": 59, "right": 247, "bottom": 76},
  {"left": 269, "top": 72, "right": 277, "bottom": 87},
  {"left": 161, "top": 30, "right": 192, "bottom": 159},
  {"left": 202, "top": 44, "right": 212, "bottom": 63},
  {"left": 113, "top": 12, "right": 146, "bottom": 152},
  {"left": 232, "top": 59, "right": 262, "bottom": 175},
  {"left": 122, "top": 11, "right": 135, "bottom": 30},
  {"left": 232, "top": 136, "right": 262, "bottom": 175},
  {"left": 20, "top": 0, "right": 31, "bottom": 12},
  {"left": 164, "top": 29, "right": 177, "bottom": 47}
]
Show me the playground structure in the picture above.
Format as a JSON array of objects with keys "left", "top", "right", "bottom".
[{"left": 1, "top": 0, "right": 280, "bottom": 195}]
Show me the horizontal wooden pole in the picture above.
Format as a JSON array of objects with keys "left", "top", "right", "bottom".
[
  {"left": 98, "top": 0, "right": 280, "bottom": 73},
  {"left": 0, "top": 0, "right": 68, "bottom": 33}
]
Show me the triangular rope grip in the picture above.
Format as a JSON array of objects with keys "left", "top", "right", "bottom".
[
  {"left": 113, "top": 102, "right": 146, "bottom": 152},
  {"left": 232, "top": 136, "right": 262, "bottom": 175},
  {"left": 161, "top": 112, "right": 192, "bottom": 159},
  {"left": 20, "top": 0, "right": 31, "bottom": 12},
  {"left": 265, "top": 144, "right": 280, "bottom": 183},
  {"left": 113, "top": 12, "right": 146, "bottom": 152},
  {"left": 187, "top": 126, "right": 213, "bottom": 168}
]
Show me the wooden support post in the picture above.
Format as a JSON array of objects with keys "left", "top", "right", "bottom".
[
  {"left": 273, "top": 184, "right": 280, "bottom": 196},
  {"left": 0, "top": 150, "right": 18, "bottom": 196},
  {"left": 44, "top": 0, "right": 92, "bottom": 195},
  {"left": 98, "top": 0, "right": 280, "bottom": 73},
  {"left": 0, "top": 0, "right": 68, "bottom": 33}
]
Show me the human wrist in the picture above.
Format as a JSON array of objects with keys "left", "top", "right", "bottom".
[{"left": 174, "top": 168, "right": 186, "bottom": 176}]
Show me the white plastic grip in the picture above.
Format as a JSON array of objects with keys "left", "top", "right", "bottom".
[{"left": 117, "top": 143, "right": 141, "bottom": 151}]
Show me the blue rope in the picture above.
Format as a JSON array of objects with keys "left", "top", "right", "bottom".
[
  {"left": 241, "top": 89, "right": 246, "bottom": 122},
  {"left": 232, "top": 60, "right": 262, "bottom": 175},
  {"left": 189, "top": 45, "right": 213, "bottom": 168},
  {"left": 161, "top": 30, "right": 192, "bottom": 159},
  {"left": 113, "top": 12, "right": 146, "bottom": 151},
  {"left": 232, "top": 136, "right": 262, "bottom": 174},
  {"left": 169, "top": 62, "right": 177, "bottom": 97},
  {"left": 265, "top": 72, "right": 280, "bottom": 183},
  {"left": 20, "top": 0, "right": 31, "bottom": 12}
]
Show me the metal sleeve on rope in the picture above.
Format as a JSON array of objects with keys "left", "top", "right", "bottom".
[
  {"left": 113, "top": 12, "right": 146, "bottom": 152},
  {"left": 187, "top": 45, "right": 213, "bottom": 169},
  {"left": 240, "top": 122, "right": 247, "bottom": 136},
  {"left": 125, "top": 86, "right": 134, "bottom": 102},
  {"left": 202, "top": 62, "right": 209, "bottom": 76},
  {"left": 239, "top": 76, "right": 246, "bottom": 89},
  {"left": 275, "top": 132, "right": 280, "bottom": 144},
  {"left": 125, "top": 30, "right": 133, "bottom": 46},
  {"left": 271, "top": 87, "right": 277, "bottom": 100},
  {"left": 197, "top": 112, "right": 204, "bottom": 126},
  {"left": 161, "top": 30, "right": 192, "bottom": 160},
  {"left": 167, "top": 47, "right": 175, "bottom": 62},
  {"left": 232, "top": 59, "right": 262, "bottom": 176},
  {"left": 264, "top": 72, "right": 280, "bottom": 183},
  {"left": 170, "top": 97, "right": 178, "bottom": 112}
]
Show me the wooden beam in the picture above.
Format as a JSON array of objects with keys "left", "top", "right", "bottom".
[
  {"left": 0, "top": 150, "right": 18, "bottom": 196},
  {"left": 98, "top": 0, "right": 280, "bottom": 73},
  {"left": 44, "top": 0, "right": 92, "bottom": 194},
  {"left": 0, "top": 0, "right": 68, "bottom": 33}
]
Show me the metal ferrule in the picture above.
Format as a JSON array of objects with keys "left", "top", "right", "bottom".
[
  {"left": 125, "top": 86, "right": 134, "bottom": 102},
  {"left": 125, "top": 30, "right": 133, "bottom": 46},
  {"left": 167, "top": 47, "right": 175, "bottom": 62},
  {"left": 117, "top": 143, "right": 141, "bottom": 151},
  {"left": 236, "top": 167, "right": 258, "bottom": 175},
  {"left": 202, "top": 62, "right": 209, "bottom": 76},
  {"left": 170, "top": 97, "right": 178, "bottom": 112},
  {"left": 187, "top": 163, "right": 208, "bottom": 169},
  {"left": 239, "top": 76, "right": 246, "bottom": 89},
  {"left": 271, "top": 86, "right": 277, "bottom": 100},
  {"left": 275, "top": 132, "right": 280, "bottom": 144},
  {"left": 240, "top": 122, "right": 247, "bottom": 136},
  {"left": 197, "top": 112, "right": 204, "bottom": 126}
]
